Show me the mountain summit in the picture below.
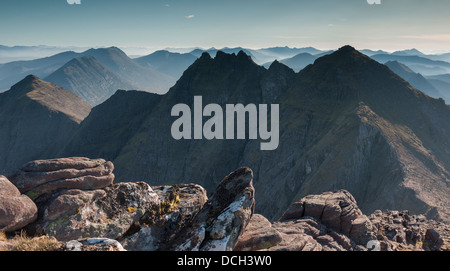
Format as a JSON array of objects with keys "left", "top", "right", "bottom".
[{"left": 0, "top": 75, "right": 91, "bottom": 173}]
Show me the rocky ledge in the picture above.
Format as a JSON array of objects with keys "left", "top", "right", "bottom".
[{"left": 0, "top": 157, "right": 448, "bottom": 251}]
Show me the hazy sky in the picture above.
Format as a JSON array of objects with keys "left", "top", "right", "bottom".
[{"left": 1, "top": 0, "right": 450, "bottom": 53}]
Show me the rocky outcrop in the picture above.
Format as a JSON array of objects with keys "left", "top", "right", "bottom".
[
  {"left": 0, "top": 176, "right": 38, "bottom": 232},
  {"left": 120, "top": 183, "right": 208, "bottom": 251},
  {"left": 8, "top": 157, "right": 114, "bottom": 200},
  {"left": 235, "top": 190, "right": 450, "bottom": 251},
  {"left": 235, "top": 190, "right": 373, "bottom": 251},
  {"left": 280, "top": 190, "right": 376, "bottom": 245},
  {"left": 368, "top": 210, "right": 450, "bottom": 251},
  {"left": 2, "top": 158, "right": 448, "bottom": 252},
  {"left": 1, "top": 159, "right": 255, "bottom": 251},
  {"left": 166, "top": 167, "right": 255, "bottom": 251}
]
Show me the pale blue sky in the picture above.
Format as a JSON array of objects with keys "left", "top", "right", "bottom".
[{"left": 1, "top": 0, "right": 450, "bottom": 52}]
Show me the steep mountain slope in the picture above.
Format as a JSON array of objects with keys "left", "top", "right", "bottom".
[
  {"left": 58, "top": 47, "right": 450, "bottom": 222},
  {"left": 82, "top": 47, "right": 175, "bottom": 93},
  {"left": 277, "top": 46, "right": 450, "bottom": 222},
  {"left": 61, "top": 89, "right": 163, "bottom": 161},
  {"left": 0, "top": 51, "right": 80, "bottom": 91},
  {"left": 385, "top": 61, "right": 442, "bottom": 98},
  {"left": 0, "top": 75, "right": 91, "bottom": 174},
  {"left": 45, "top": 56, "right": 134, "bottom": 106},
  {"left": 134, "top": 50, "right": 197, "bottom": 80},
  {"left": 371, "top": 54, "right": 450, "bottom": 76}
]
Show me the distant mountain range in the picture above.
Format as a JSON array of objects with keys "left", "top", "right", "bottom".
[
  {"left": 2, "top": 44, "right": 450, "bottom": 107},
  {"left": 134, "top": 50, "right": 198, "bottom": 80},
  {"left": 0, "top": 47, "right": 175, "bottom": 105}
]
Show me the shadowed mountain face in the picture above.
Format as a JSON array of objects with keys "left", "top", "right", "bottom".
[
  {"left": 56, "top": 46, "right": 450, "bottom": 222},
  {"left": 0, "top": 75, "right": 91, "bottom": 174},
  {"left": 371, "top": 54, "right": 450, "bottom": 76}
]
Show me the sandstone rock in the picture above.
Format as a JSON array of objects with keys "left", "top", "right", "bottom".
[
  {"left": 8, "top": 158, "right": 114, "bottom": 199},
  {"left": 280, "top": 190, "right": 375, "bottom": 245},
  {"left": 267, "top": 218, "right": 360, "bottom": 251},
  {"left": 167, "top": 167, "right": 255, "bottom": 251},
  {"left": 0, "top": 175, "right": 38, "bottom": 232},
  {"left": 21, "top": 157, "right": 106, "bottom": 173},
  {"left": 234, "top": 214, "right": 283, "bottom": 251}
]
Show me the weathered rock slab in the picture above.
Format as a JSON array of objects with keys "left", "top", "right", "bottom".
[{"left": 8, "top": 157, "right": 114, "bottom": 199}]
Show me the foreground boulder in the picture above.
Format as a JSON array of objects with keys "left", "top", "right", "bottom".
[
  {"left": 0, "top": 176, "right": 38, "bottom": 232},
  {"left": 280, "top": 190, "right": 376, "bottom": 245},
  {"left": 235, "top": 212, "right": 362, "bottom": 251},
  {"left": 29, "top": 182, "right": 159, "bottom": 241},
  {"left": 8, "top": 157, "right": 114, "bottom": 200},
  {"left": 119, "top": 183, "right": 208, "bottom": 251},
  {"left": 166, "top": 167, "right": 255, "bottom": 251}
]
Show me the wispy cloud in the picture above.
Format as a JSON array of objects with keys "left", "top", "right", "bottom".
[{"left": 185, "top": 14, "right": 195, "bottom": 19}]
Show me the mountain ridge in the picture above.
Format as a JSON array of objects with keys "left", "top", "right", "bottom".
[
  {"left": 0, "top": 75, "right": 91, "bottom": 173},
  {"left": 1, "top": 46, "right": 449, "bottom": 223},
  {"left": 55, "top": 46, "right": 450, "bottom": 222}
]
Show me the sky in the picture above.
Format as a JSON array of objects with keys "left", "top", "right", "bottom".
[{"left": 1, "top": 0, "right": 450, "bottom": 54}]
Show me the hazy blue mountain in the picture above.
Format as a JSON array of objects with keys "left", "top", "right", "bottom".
[
  {"left": 427, "top": 73, "right": 450, "bottom": 84},
  {"left": 81, "top": 47, "right": 174, "bottom": 94},
  {"left": 385, "top": 60, "right": 442, "bottom": 99},
  {"left": 0, "top": 51, "right": 80, "bottom": 91},
  {"left": 425, "top": 53, "right": 450, "bottom": 63},
  {"left": 0, "top": 46, "right": 176, "bottom": 95},
  {"left": 359, "top": 49, "right": 389, "bottom": 56},
  {"left": 0, "top": 45, "right": 89, "bottom": 63},
  {"left": 266, "top": 52, "right": 318, "bottom": 72},
  {"left": 391, "top": 48, "right": 425, "bottom": 56},
  {"left": 425, "top": 73, "right": 450, "bottom": 104},
  {"left": 45, "top": 56, "right": 135, "bottom": 106},
  {"left": 371, "top": 54, "right": 450, "bottom": 76},
  {"left": 257, "top": 46, "right": 322, "bottom": 58},
  {"left": 134, "top": 50, "right": 197, "bottom": 80}
]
